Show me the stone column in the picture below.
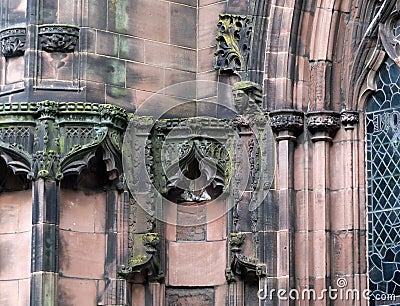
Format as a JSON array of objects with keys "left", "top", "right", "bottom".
[
  {"left": 30, "top": 102, "right": 61, "bottom": 306},
  {"left": 270, "top": 109, "right": 304, "bottom": 305},
  {"left": 306, "top": 111, "right": 340, "bottom": 304}
]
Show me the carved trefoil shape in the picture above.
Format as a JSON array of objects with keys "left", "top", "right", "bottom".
[
  {"left": 215, "top": 14, "right": 253, "bottom": 76},
  {"left": 39, "top": 25, "right": 79, "bottom": 53},
  {"left": 0, "top": 27, "right": 26, "bottom": 57}
]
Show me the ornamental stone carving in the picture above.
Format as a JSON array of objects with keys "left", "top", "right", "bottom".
[
  {"left": 341, "top": 110, "right": 359, "bottom": 130},
  {"left": 306, "top": 111, "right": 341, "bottom": 140},
  {"left": 0, "top": 101, "right": 127, "bottom": 181},
  {"left": 39, "top": 25, "right": 79, "bottom": 53},
  {"left": 215, "top": 14, "right": 253, "bottom": 77},
  {"left": 380, "top": 12, "right": 400, "bottom": 67},
  {"left": 0, "top": 27, "right": 26, "bottom": 57},
  {"left": 269, "top": 109, "right": 304, "bottom": 135}
]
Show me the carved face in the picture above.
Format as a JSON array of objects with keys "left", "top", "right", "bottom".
[{"left": 233, "top": 89, "right": 249, "bottom": 115}]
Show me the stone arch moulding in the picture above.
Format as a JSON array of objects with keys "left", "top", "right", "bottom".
[
  {"left": 0, "top": 101, "right": 128, "bottom": 182},
  {"left": 350, "top": 1, "right": 399, "bottom": 111}
]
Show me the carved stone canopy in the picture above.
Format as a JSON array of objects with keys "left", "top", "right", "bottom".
[
  {"left": 151, "top": 117, "right": 233, "bottom": 203},
  {"left": 0, "top": 101, "right": 127, "bottom": 181}
]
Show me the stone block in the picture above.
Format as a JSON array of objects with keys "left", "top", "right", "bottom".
[
  {"left": 198, "top": 2, "right": 227, "bottom": 49},
  {"left": 5, "top": 56, "right": 24, "bottom": 84},
  {"left": 176, "top": 204, "right": 206, "bottom": 241},
  {"left": 88, "top": 0, "right": 107, "bottom": 29},
  {"left": 60, "top": 190, "right": 106, "bottom": 233},
  {"left": 85, "top": 81, "right": 106, "bottom": 104},
  {"left": 168, "top": 241, "right": 226, "bottom": 286},
  {"left": 59, "top": 231, "right": 105, "bottom": 279},
  {"left": 106, "top": 85, "right": 136, "bottom": 112},
  {"left": 87, "top": 54, "right": 125, "bottom": 87},
  {"left": 111, "top": 0, "right": 169, "bottom": 43},
  {"left": 144, "top": 41, "right": 196, "bottom": 72},
  {"left": 0, "top": 232, "right": 31, "bottom": 280},
  {"left": 58, "top": 278, "right": 97, "bottom": 306},
  {"left": 170, "top": 0, "right": 197, "bottom": 6},
  {"left": 119, "top": 35, "right": 145, "bottom": 62},
  {"left": 126, "top": 62, "right": 164, "bottom": 93},
  {"left": 170, "top": 3, "right": 196, "bottom": 49},
  {"left": 198, "top": 47, "right": 215, "bottom": 73},
  {"left": 0, "top": 280, "right": 18, "bottom": 306},
  {"left": 166, "top": 287, "right": 215, "bottom": 305},
  {"left": 206, "top": 200, "right": 227, "bottom": 241},
  {"left": 97, "top": 30, "right": 119, "bottom": 57}
]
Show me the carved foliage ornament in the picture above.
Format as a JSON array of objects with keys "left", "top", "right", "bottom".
[
  {"left": 269, "top": 110, "right": 304, "bottom": 134},
  {"left": 215, "top": 14, "right": 253, "bottom": 75},
  {"left": 39, "top": 25, "right": 79, "bottom": 53},
  {"left": 306, "top": 111, "right": 341, "bottom": 137},
  {"left": 0, "top": 27, "right": 26, "bottom": 57},
  {"left": 380, "top": 12, "right": 400, "bottom": 67}
]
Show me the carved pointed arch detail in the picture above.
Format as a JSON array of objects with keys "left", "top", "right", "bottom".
[{"left": 348, "top": 1, "right": 399, "bottom": 110}]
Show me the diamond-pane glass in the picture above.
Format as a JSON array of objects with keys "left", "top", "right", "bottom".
[{"left": 367, "top": 58, "right": 400, "bottom": 300}]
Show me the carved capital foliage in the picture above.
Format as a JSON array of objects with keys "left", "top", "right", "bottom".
[
  {"left": 341, "top": 110, "right": 359, "bottom": 129},
  {"left": 306, "top": 111, "right": 341, "bottom": 139},
  {"left": 0, "top": 102, "right": 128, "bottom": 181},
  {"left": 215, "top": 14, "right": 253, "bottom": 76},
  {"left": 269, "top": 109, "right": 304, "bottom": 135},
  {"left": 0, "top": 27, "right": 26, "bottom": 57},
  {"left": 39, "top": 25, "right": 79, "bottom": 53}
]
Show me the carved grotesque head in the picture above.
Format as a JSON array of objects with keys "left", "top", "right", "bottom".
[{"left": 232, "top": 81, "right": 263, "bottom": 115}]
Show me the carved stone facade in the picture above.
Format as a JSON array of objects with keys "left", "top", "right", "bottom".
[{"left": 0, "top": 0, "right": 398, "bottom": 305}]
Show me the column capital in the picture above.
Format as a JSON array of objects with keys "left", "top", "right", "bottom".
[
  {"left": 269, "top": 109, "right": 304, "bottom": 141},
  {"left": 306, "top": 111, "right": 341, "bottom": 142},
  {"left": 340, "top": 110, "right": 359, "bottom": 130}
]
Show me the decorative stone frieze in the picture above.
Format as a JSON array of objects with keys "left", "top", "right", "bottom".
[
  {"left": 0, "top": 101, "right": 127, "bottom": 181},
  {"left": 0, "top": 27, "right": 26, "bottom": 57},
  {"left": 269, "top": 109, "right": 304, "bottom": 137},
  {"left": 215, "top": 14, "right": 253, "bottom": 76},
  {"left": 38, "top": 25, "right": 79, "bottom": 53},
  {"left": 306, "top": 111, "right": 341, "bottom": 141},
  {"left": 341, "top": 110, "right": 360, "bottom": 130}
]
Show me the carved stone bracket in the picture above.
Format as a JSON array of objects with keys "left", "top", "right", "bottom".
[
  {"left": 0, "top": 27, "right": 26, "bottom": 57},
  {"left": 226, "top": 232, "right": 266, "bottom": 283},
  {"left": 118, "top": 232, "right": 164, "bottom": 283},
  {"left": 269, "top": 109, "right": 304, "bottom": 141},
  {"left": 0, "top": 101, "right": 128, "bottom": 181},
  {"left": 341, "top": 110, "right": 360, "bottom": 130},
  {"left": 39, "top": 25, "right": 79, "bottom": 53},
  {"left": 306, "top": 111, "right": 341, "bottom": 142},
  {"left": 215, "top": 14, "right": 253, "bottom": 78}
]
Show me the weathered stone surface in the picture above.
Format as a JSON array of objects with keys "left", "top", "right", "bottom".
[
  {"left": 166, "top": 287, "right": 215, "bottom": 305},
  {"left": 168, "top": 241, "right": 226, "bottom": 286}
]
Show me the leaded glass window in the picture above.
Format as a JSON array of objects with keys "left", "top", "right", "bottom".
[{"left": 366, "top": 57, "right": 400, "bottom": 301}]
